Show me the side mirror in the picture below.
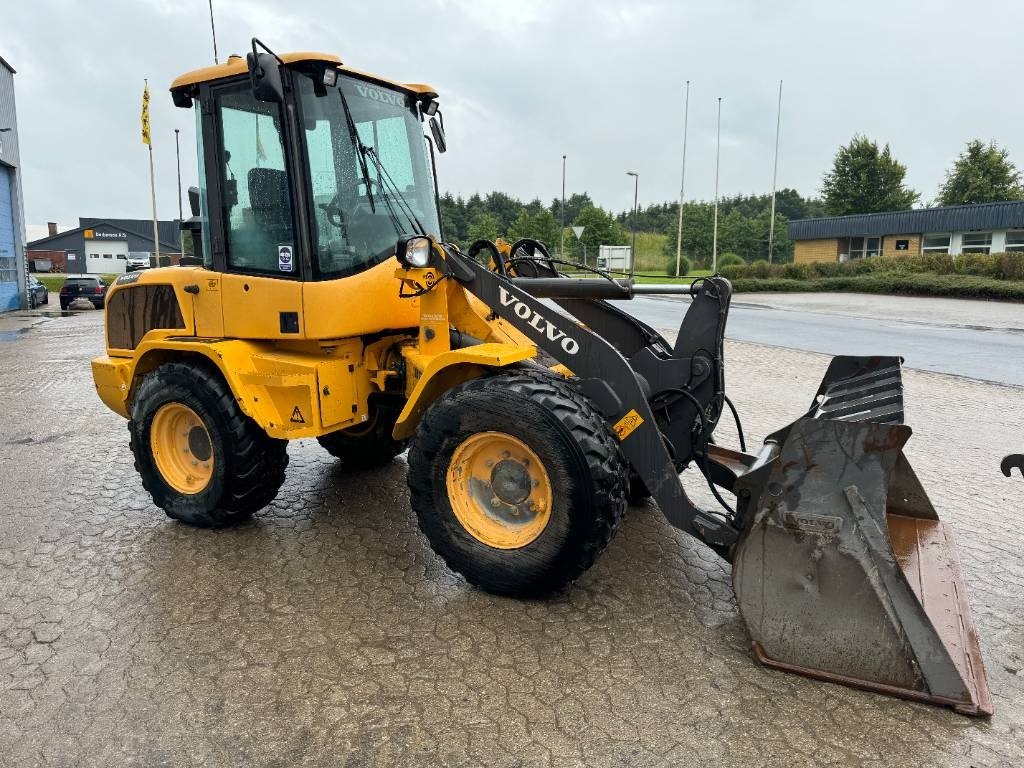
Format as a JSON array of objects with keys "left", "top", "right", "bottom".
[
  {"left": 429, "top": 116, "right": 446, "bottom": 153},
  {"left": 247, "top": 42, "right": 284, "bottom": 103}
]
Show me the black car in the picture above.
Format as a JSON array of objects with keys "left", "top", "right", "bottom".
[
  {"left": 27, "top": 276, "right": 48, "bottom": 308},
  {"left": 59, "top": 276, "right": 107, "bottom": 311}
]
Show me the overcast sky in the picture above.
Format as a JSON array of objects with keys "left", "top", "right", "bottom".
[{"left": 4, "top": 0, "right": 1024, "bottom": 238}]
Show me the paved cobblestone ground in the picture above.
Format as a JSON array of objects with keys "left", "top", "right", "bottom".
[{"left": 0, "top": 310, "right": 1021, "bottom": 767}]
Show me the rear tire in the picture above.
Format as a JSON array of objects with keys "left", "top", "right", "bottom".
[
  {"left": 408, "top": 370, "right": 628, "bottom": 597},
  {"left": 129, "top": 361, "right": 289, "bottom": 527},
  {"left": 317, "top": 397, "right": 406, "bottom": 468}
]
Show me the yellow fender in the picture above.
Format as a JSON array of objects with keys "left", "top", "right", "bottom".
[
  {"left": 92, "top": 335, "right": 366, "bottom": 440},
  {"left": 393, "top": 343, "right": 536, "bottom": 439}
]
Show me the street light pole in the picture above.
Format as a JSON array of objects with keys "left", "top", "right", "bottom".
[
  {"left": 175, "top": 128, "right": 184, "bottom": 257},
  {"left": 560, "top": 154, "right": 566, "bottom": 259},
  {"left": 675, "top": 80, "right": 690, "bottom": 277},
  {"left": 712, "top": 96, "right": 722, "bottom": 273},
  {"left": 627, "top": 171, "right": 639, "bottom": 281}
]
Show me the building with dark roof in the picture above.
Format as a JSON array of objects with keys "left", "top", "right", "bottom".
[
  {"left": 26, "top": 217, "right": 183, "bottom": 274},
  {"left": 1, "top": 53, "right": 27, "bottom": 311},
  {"left": 787, "top": 200, "right": 1024, "bottom": 263}
]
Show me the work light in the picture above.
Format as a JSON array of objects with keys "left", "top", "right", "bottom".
[{"left": 397, "top": 235, "right": 432, "bottom": 268}]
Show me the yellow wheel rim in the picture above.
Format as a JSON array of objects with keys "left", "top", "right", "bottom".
[
  {"left": 150, "top": 403, "right": 215, "bottom": 495},
  {"left": 446, "top": 431, "right": 553, "bottom": 550}
]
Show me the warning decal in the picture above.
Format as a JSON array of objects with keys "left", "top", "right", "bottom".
[
  {"left": 290, "top": 406, "right": 305, "bottom": 424},
  {"left": 612, "top": 409, "right": 644, "bottom": 441}
]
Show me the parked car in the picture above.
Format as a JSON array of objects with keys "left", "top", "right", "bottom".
[
  {"left": 59, "top": 276, "right": 108, "bottom": 311},
  {"left": 27, "top": 276, "right": 48, "bottom": 308},
  {"left": 126, "top": 254, "right": 151, "bottom": 271}
]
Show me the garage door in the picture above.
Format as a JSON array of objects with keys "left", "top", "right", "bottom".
[{"left": 0, "top": 165, "right": 18, "bottom": 311}]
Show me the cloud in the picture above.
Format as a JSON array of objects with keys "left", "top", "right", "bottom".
[{"left": 4, "top": 0, "right": 1023, "bottom": 227}]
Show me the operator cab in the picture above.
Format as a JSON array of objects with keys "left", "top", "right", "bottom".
[{"left": 171, "top": 43, "right": 445, "bottom": 284}]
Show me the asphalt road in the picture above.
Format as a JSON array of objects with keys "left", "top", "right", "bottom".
[{"left": 623, "top": 296, "right": 1024, "bottom": 387}]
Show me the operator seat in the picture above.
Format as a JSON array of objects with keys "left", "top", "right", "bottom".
[{"left": 244, "top": 167, "right": 292, "bottom": 270}]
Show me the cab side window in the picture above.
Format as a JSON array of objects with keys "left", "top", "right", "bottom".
[{"left": 216, "top": 87, "right": 296, "bottom": 275}]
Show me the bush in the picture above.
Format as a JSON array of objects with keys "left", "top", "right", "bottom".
[
  {"left": 994, "top": 251, "right": 1024, "bottom": 280},
  {"left": 782, "top": 263, "right": 812, "bottom": 280},
  {"left": 714, "top": 252, "right": 1024, "bottom": 293},
  {"left": 664, "top": 255, "right": 692, "bottom": 277},
  {"left": 717, "top": 252, "right": 745, "bottom": 269},
  {"left": 729, "top": 273, "right": 1024, "bottom": 302},
  {"left": 748, "top": 259, "right": 771, "bottom": 278}
]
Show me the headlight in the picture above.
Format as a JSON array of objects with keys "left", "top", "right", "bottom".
[{"left": 397, "top": 235, "right": 432, "bottom": 268}]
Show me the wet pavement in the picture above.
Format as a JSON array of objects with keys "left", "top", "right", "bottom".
[
  {"left": 0, "top": 311, "right": 1022, "bottom": 767},
  {"left": 625, "top": 295, "right": 1024, "bottom": 386}
]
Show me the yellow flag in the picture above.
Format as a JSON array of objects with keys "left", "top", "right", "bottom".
[{"left": 141, "top": 80, "right": 151, "bottom": 146}]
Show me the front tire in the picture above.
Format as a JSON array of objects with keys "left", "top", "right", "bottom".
[
  {"left": 408, "top": 370, "right": 628, "bottom": 597},
  {"left": 129, "top": 361, "right": 289, "bottom": 527}
]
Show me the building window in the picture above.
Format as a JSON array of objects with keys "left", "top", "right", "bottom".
[
  {"left": 117, "top": 254, "right": 126, "bottom": 260},
  {"left": 922, "top": 234, "right": 951, "bottom": 253},
  {"left": 1005, "top": 231, "right": 1024, "bottom": 252},
  {"left": 103, "top": 253, "right": 112, "bottom": 259},
  {"left": 849, "top": 236, "right": 881, "bottom": 259},
  {"left": 961, "top": 232, "right": 992, "bottom": 254}
]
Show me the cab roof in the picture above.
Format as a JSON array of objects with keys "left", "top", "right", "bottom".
[{"left": 169, "top": 51, "right": 438, "bottom": 100}]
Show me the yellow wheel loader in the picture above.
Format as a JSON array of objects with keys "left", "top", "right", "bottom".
[{"left": 91, "top": 41, "right": 992, "bottom": 715}]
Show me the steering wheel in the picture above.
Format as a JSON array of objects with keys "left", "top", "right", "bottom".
[{"left": 319, "top": 195, "right": 348, "bottom": 230}]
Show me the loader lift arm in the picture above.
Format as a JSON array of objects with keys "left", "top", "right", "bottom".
[
  {"left": 429, "top": 242, "right": 992, "bottom": 716},
  {"left": 441, "top": 245, "right": 743, "bottom": 556}
]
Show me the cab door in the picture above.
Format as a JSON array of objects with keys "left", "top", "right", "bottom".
[{"left": 206, "top": 79, "right": 306, "bottom": 340}]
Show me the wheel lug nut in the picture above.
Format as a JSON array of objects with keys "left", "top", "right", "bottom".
[
  {"left": 490, "top": 497, "right": 501, "bottom": 508},
  {"left": 502, "top": 451, "right": 510, "bottom": 459},
  {"left": 485, "top": 460, "right": 493, "bottom": 468}
]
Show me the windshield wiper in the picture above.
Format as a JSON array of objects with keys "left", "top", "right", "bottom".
[
  {"left": 337, "top": 89, "right": 376, "bottom": 215},
  {"left": 362, "top": 145, "right": 426, "bottom": 237}
]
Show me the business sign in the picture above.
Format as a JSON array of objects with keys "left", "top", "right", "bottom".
[{"left": 84, "top": 229, "right": 127, "bottom": 240}]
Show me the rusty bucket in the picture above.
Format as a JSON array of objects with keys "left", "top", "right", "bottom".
[{"left": 731, "top": 357, "right": 992, "bottom": 716}]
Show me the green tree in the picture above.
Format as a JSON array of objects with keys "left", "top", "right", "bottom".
[
  {"left": 821, "top": 135, "right": 919, "bottom": 215},
  {"left": 439, "top": 192, "right": 467, "bottom": 244},
  {"left": 549, "top": 192, "right": 594, "bottom": 226},
  {"left": 662, "top": 203, "right": 716, "bottom": 266},
  {"left": 573, "top": 205, "right": 626, "bottom": 254},
  {"left": 937, "top": 140, "right": 1024, "bottom": 206},
  {"left": 482, "top": 191, "right": 523, "bottom": 232},
  {"left": 466, "top": 211, "right": 501, "bottom": 243},
  {"left": 507, "top": 209, "right": 561, "bottom": 249}
]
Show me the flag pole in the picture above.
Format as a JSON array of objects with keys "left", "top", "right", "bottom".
[
  {"left": 712, "top": 96, "right": 722, "bottom": 273},
  {"left": 768, "top": 79, "right": 783, "bottom": 264},
  {"left": 675, "top": 80, "right": 690, "bottom": 277},
  {"left": 143, "top": 79, "right": 160, "bottom": 265}
]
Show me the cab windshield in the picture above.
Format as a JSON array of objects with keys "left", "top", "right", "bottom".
[{"left": 297, "top": 73, "right": 441, "bottom": 278}]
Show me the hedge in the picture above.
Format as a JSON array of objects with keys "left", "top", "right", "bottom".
[
  {"left": 730, "top": 273, "right": 1024, "bottom": 302},
  {"left": 720, "top": 251, "right": 1024, "bottom": 282}
]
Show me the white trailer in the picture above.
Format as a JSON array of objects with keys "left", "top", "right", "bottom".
[{"left": 597, "top": 245, "right": 632, "bottom": 272}]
